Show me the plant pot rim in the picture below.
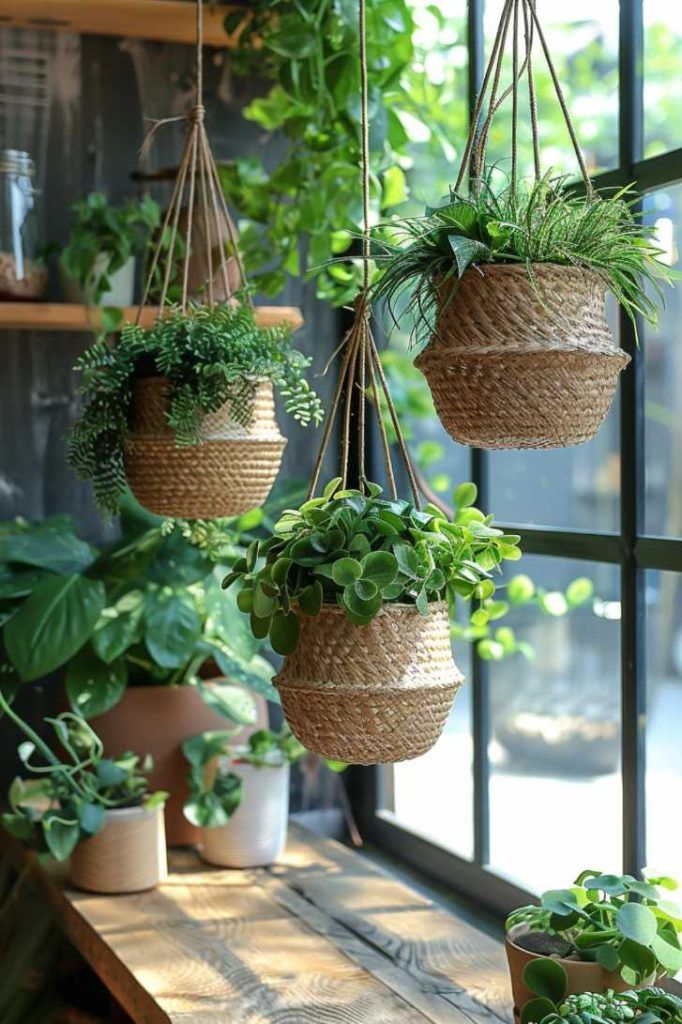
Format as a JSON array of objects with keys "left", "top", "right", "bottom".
[
  {"left": 314, "top": 599, "right": 448, "bottom": 616},
  {"left": 439, "top": 262, "right": 605, "bottom": 280},
  {"left": 101, "top": 803, "right": 162, "bottom": 822}
]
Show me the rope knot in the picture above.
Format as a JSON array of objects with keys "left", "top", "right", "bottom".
[
  {"left": 190, "top": 103, "right": 205, "bottom": 125},
  {"left": 354, "top": 290, "right": 371, "bottom": 323}
]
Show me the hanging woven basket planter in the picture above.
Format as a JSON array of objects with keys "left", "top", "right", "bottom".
[
  {"left": 275, "top": 602, "right": 463, "bottom": 764},
  {"left": 416, "top": 264, "right": 630, "bottom": 449},
  {"left": 124, "top": 376, "right": 286, "bottom": 519}
]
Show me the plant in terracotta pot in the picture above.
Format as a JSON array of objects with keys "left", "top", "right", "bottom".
[
  {"left": 67, "top": 301, "right": 323, "bottom": 518},
  {"left": 0, "top": 698, "right": 167, "bottom": 894},
  {"left": 59, "top": 191, "right": 161, "bottom": 308},
  {"left": 223, "top": 477, "right": 521, "bottom": 764},
  {"left": 505, "top": 871, "right": 682, "bottom": 1022},
  {"left": 182, "top": 726, "right": 307, "bottom": 868}
]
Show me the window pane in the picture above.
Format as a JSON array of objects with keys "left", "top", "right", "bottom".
[
  {"left": 483, "top": 2, "right": 619, "bottom": 177},
  {"left": 646, "top": 570, "right": 682, "bottom": 884},
  {"left": 643, "top": 186, "right": 682, "bottom": 537},
  {"left": 489, "top": 298, "right": 620, "bottom": 530},
  {"left": 381, "top": 644, "right": 475, "bottom": 861},
  {"left": 644, "top": 4, "right": 682, "bottom": 159},
  {"left": 488, "top": 555, "right": 622, "bottom": 892}
]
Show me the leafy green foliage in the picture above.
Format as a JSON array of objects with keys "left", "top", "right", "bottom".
[
  {"left": 182, "top": 726, "right": 305, "bottom": 828},
  {"left": 223, "top": 477, "right": 521, "bottom": 656},
  {"left": 372, "top": 173, "right": 672, "bottom": 344},
  {"left": 60, "top": 192, "right": 160, "bottom": 304},
  {"left": 507, "top": 870, "right": 682, "bottom": 986},
  {"left": 0, "top": 701, "right": 165, "bottom": 862},
  {"left": 68, "top": 302, "right": 323, "bottom": 515},
  {"left": 521, "top": 966, "right": 682, "bottom": 1024}
]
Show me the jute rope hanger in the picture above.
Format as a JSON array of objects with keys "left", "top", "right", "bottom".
[
  {"left": 454, "top": 0, "right": 593, "bottom": 197},
  {"left": 307, "top": 0, "right": 420, "bottom": 508},
  {"left": 136, "top": 0, "right": 252, "bottom": 324}
]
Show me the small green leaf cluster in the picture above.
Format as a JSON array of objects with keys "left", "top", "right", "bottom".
[
  {"left": 520, "top": 956, "right": 681, "bottom": 1024},
  {"left": 0, "top": 704, "right": 166, "bottom": 862},
  {"left": 182, "top": 726, "right": 305, "bottom": 829},
  {"left": 68, "top": 301, "right": 323, "bottom": 515},
  {"left": 373, "top": 172, "right": 672, "bottom": 345},
  {"left": 60, "top": 192, "right": 161, "bottom": 305},
  {"left": 507, "top": 870, "right": 682, "bottom": 987},
  {"left": 223, "top": 478, "right": 521, "bottom": 656}
]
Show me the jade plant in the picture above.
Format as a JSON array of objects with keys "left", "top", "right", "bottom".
[
  {"left": 507, "top": 870, "right": 682, "bottom": 987},
  {"left": 372, "top": 172, "right": 672, "bottom": 343},
  {"left": 182, "top": 726, "right": 306, "bottom": 829},
  {"left": 519, "top": 958, "right": 682, "bottom": 1024},
  {"left": 68, "top": 302, "right": 324, "bottom": 515},
  {"left": 0, "top": 697, "right": 166, "bottom": 862},
  {"left": 222, "top": 477, "right": 521, "bottom": 655}
]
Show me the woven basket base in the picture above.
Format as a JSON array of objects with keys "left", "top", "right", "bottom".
[
  {"left": 125, "top": 436, "right": 286, "bottom": 519},
  {"left": 277, "top": 682, "right": 459, "bottom": 764},
  {"left": 417, "top": 348, "right": 627, "bottom": 449}
]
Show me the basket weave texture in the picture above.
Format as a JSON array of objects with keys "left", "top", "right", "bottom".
[
  {"left": 274, "top": 601, "right": 463, "bottom": 765},
  {"left": 415, "top": 263, "right": 630, "bottom": 449},
  {"left": 125, "top": 376, "right": 286, "bottom": 519}
]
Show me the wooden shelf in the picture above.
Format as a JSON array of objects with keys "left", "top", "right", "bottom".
[
  {"left": 0, "top": 1, "right": 246, "bottom": 48},
  {"left": 0, "top": 302, "right": 304, "bottom": 333}
]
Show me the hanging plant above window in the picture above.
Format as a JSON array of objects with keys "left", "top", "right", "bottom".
[
  {"left": 67, "top": 0, "right": 323, "bottom": 521},
  {"left": 371, "top": 0, "right": 673, "bottom": 450}
]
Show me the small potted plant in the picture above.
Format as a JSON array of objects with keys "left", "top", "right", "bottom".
[
  {"left": 59, "top": 192, "right": 161, "bottom": 307},
  {"left": 67, "top": 301, "right": 323, "bottom": 519},
  {"left": 373, "top": 172, "right": 670, "bottom": 449},
  {"left": 516, "top": 960, "right": 682, "bottom": 1024},
  {"left": 223, "top": 478, "right": 521, "bottom": 764},
  {"left": 182, "top": 726, "right": 305, "bottom": 868},
  {"left": 0, "top": 699, "right": 168, "bottom": 894},
  {"left": 505, "top": 871, "right": 682, "bottom": 1022}
]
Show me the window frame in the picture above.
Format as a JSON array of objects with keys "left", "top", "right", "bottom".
[{"left": 350, "top": 0, "right": 682, "bottom": 931}]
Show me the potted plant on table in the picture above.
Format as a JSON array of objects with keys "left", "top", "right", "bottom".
[
  {"left": 224, "top": 477, "right": 521, "bottom": 764},
  {"left": 505, "top": 871, "right": 682, "bottom": 1022},
  {"left": 59, "top": 192, "right": 161, "bottom": 308},
  {"left": 182, "top": 726, "right": 306, "bottom": 868},
  {"left": 67, "top": 301, "right": 323, "bottom": 519},
  {"left": 0, "top": 700, "right": 167, "bottom": 894}
]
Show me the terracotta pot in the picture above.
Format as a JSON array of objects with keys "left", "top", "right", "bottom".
[
  {"left": 505, "top": 925, "right": 656, "bottom": 1022},
  {"left": 200, "top": 760, "right": 289, "bottom": 869},
  {"left": 90, "top": 683, "right": 267, "bottom": 846},
  {"left": 69, "top": 804, "right": 167, "bottom": 894}
]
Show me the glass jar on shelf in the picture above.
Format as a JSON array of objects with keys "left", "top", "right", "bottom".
[{"left": 0, "top": 149, "right": 47, "bottom": 300}]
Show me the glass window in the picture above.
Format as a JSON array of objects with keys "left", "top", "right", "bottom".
[
  {"left": 644, "top": 3, "right": 682, "bottom": 159},
  {"left": 487, "top": 556, "right": 622, "bottom": 892}
]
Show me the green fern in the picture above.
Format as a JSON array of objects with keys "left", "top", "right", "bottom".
[{"left": 68, "top": 302, "right": 324, "bottom": 516}]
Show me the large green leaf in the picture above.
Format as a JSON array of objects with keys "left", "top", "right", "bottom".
[
  {"left": 147, "top": 532, "right": 213, "bottom": 586},
  {"left": 0, "top": 568, "right": 55, "bottom": 599},
  {"left": 66, "top": 645, "right": 128, "bottom": 719},
  {"left": 5, "top": 575, "right": 105, "bottom": 681},
  {"left": 521, "top": 958, "right": 567, "bottom": 1003},
  {"left": 92, "top": 590, "right": 144, "bottom": 664},
  {"left": 144, "top": 592, "right": 202, "bottom": 669},
  {"left": 0, "top": 527, "right": 97, "bottom": 574},
  {"left": 204, "top": 573, "right": 259, "bottom": 662},
  {"left": 41, "top": 810, "right": 81, "bottom": 861},
  {"left": 197, "top": 680, "right": 258, "bottom": 725},
  {"left": 202, "top": 640, "right": 279, "bottom": 702},
  {"left": 616, "top": 902, "right": 658, "bottom": 946}
]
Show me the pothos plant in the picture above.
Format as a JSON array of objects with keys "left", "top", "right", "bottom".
[
  {"left": 507, "top": 870, "right": 682, "bottom": 986},
  {"left": 182, "top": 726, "right": 306, "bottom": 829},
  {"left": 0, "top": 697, "right": 166, "bottom": 862},
  {"left": 519, "top": 959, "right": 682, "bottom": 1024},
  {"left": 222, "top": 477, "right": 521, "bottom": 656},
  {"left": 67, "top": 301, "right": 324, "bottom": 515}
]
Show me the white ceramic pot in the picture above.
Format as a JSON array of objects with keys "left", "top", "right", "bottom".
[
  {"left": 200, "top": 760, "right": 289, "bottom": 869},
  {"left": 68, "top": 803, "right": 167, "bottom": 894},
  {"left": 60, "top": 253, "right": 136, "bottom": 306}
]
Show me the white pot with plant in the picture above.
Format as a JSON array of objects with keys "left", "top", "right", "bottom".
[
  {"left": 183, "top": 727, "right": 306, "bottom": 868},
  {"left": 0, "top": 695, "right": 168, "bottom": 894},
  {"left": 59, "top": 192, "right": 160, "bottom": 307}
]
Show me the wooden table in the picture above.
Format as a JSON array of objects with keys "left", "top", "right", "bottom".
[{"left": 1, "top": 824, "right": 513, "bottom": 1024}]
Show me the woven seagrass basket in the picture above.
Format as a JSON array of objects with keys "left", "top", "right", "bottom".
[
  {"left": 125, "top": 376, "right": 286, "bottom": 519},
  {"left": 274, "top": 601, "right": 463, "bottom": 765},
  {"left": 415, "top": 264, "right": 630, "bottom": 449}
]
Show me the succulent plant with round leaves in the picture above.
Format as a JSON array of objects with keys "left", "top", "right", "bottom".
[
  {"left": 507, "top": 870, "right": 682, "bottom": 989},
  {"left": 222, "top": 478, "right": 521, "bottom": 656}
]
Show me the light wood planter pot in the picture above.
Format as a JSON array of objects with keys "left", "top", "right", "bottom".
[
  {"left": 505, "top": 924, "right": 656, "bottom": 1022},
  {"left": 69, "top": 804, "right": 167, "bottom": 894},
  {"left": 201, "top": 761, "right": 289, "bottom": 868}
]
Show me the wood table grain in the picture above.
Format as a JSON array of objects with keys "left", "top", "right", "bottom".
[{"left": 0, "top": 824, "right": 513, "bottom": 1024}]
